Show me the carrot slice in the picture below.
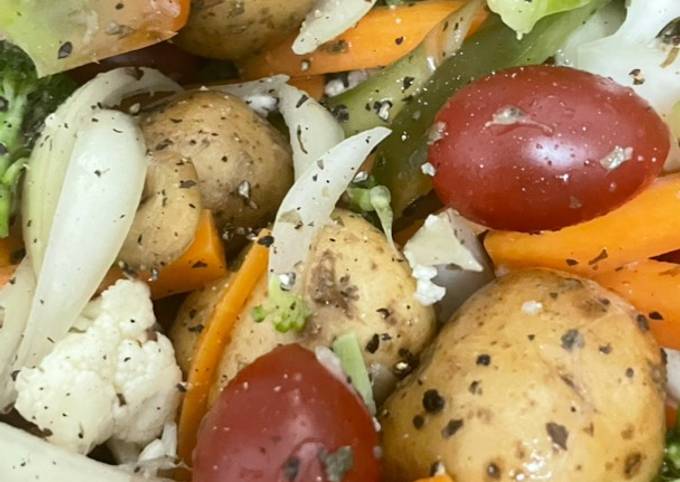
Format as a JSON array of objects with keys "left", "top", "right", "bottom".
[
  {"left": 176, "top": 234, "right": 269, "bottom": 471},
  {"left": 239, "top": 0, "right": 487, "bottom": 79},
  {"left": 413, "top": 475, "right": 455, "bottom": 482},
  {"left": 288, "top": 75, "right": 326, "bottom": 100},
  {"left": 594, "top": 259, "right": 680, "bottom": 350},
  {"left": 0, "top": 226, "right": 23, "bottom": 268},
  {"left": 149, "top": 210, "right": 227, "bottom": 299},
  {"left": 485, "top": 174, "right": 680, "bottom": 276}
]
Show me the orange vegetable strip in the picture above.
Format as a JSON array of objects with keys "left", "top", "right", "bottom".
[
  {"left": 288, "top": 75, "right": 326, "bottom": 100},
  {"left": 0, "top": 226, "right": 23, "bottom": 268},
  {"left": 239, "top": 0, "right": 486, "bottom": 79},
  {"left": 413, "top": 475, "right": 455, "bottom": 482},
  {"left": 485, "top": 174, "right": 680, "bottom": 276},
  {"left": 176, "top": 234, "right": 269, "bottom": 469},
  {"left": 594, "top": 259, "right": 680, "bottom": 350},
  {"left": 149, "top": 210, "right": 227, "bottom": 299}
]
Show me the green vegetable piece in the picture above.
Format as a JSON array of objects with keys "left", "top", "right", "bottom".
[
  {"left": 252, "top": 277, "right": 311, "bottom": 333},
  {"left": 326, "top": 0, "right": 482, "bottom": 135},
  {"left": 332, "top": 332, "right": 376, "bottom": 414},
  {"left": 372, "top": 0, "right": 611, "bottom": 215},
  {"left": 346, "top": 183, "right": 395, "bottom": 248},
  {"left": 655, "top": 407, "right": 680, "bottom": 481},
  {"left": 0, "top": 41, "right": 75, "bottom": 236},
  {"left": 488, "top": 0, "right": 591, "bottom": 37}
]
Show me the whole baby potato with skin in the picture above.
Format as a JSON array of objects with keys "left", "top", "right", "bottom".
[
  {"left": 171, "top": 210, "right": 437, "bottom": 403},
  {"left": 176, "top": 0, "right": 316, "bottom": 60},
  {"left": 380, "top": 269, "right": 666, "bottom": 482},
  {"left": 141, "top": 90, "right": 293, "bottom": 233}
]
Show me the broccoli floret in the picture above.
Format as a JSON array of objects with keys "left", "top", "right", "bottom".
[
  {"left": 655, "top": 408, "right": 680, "bottom": 481},
  {"left": 252, "top": 277, "right": 311, "bottom": 333},
  {"left": 0, "top": 41, "right": 75, "bottom": 237}
]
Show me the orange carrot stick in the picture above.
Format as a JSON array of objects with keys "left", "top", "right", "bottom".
[
  {"left": 150, "top": 210, "right": 227, "bottom": 299},
  {"left": 176, "top": 235, "right": 269, "bottom": 471},
  {"left": 288, "top": 75, "right": 326, "bottom": 100},
  {"left": 485, "top": 174, "right": 680, "bottom": 276},
  {"left": 239, "top": 0, "right": 487, "bottom": 79},
  {"left": 595, "top": 259, "right": 680, "bottom": 350}
]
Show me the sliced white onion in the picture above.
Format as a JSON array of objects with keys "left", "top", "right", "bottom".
[
  {"left": 22, "top": 67, "right": 180, "bottom": 273},
  {"left": 269, "top": 127, "right": 391, "bottom": 283},
  {"left": 0, "top": 422, "right": 172, "bottom": 482},
  {"left": 0, "top": 259, "right": 35, "bottom": 409},
  {"left": 293, "top": 0, "right": 378, "bottom": 55},
  {"left": 278, "top": 84, "right": 345, "bottom": 177},
  {"left": 14, "top": 111, "right": 148, "bottom": 371},
  {"left": 215, "top": 75, "right": 290, "bottom": 117}
]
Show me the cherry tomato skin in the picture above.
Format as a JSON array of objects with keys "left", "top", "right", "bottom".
[
  {"left": 193, "top": 344, "right": 381, "bottom": 482},
  {"left": 429, "top": 66, "right": 671, "bottom": 232},
  {"left": 68, "top": 42, "right": 204, "bottom": 85}
]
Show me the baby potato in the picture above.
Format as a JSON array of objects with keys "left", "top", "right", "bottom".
[
  {"left": 176, "top": 0, "right": 315, "bottom": 60},
  {"left": 172, "top": 210, "right": 437, "bottom": 403},
  {"left": 141, "top": 90, "right": 293, "bottom": 234},
  {"left": 380, "top": 269, "right": 665, "bottom": 482}
]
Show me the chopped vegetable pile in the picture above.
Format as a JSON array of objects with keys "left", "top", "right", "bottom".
[{"left": 0, "top": 0, "right": 678, "bottom": 481}]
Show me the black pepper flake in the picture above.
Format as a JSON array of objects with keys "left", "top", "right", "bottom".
[
  {"left": 57, "top": 41, "right": 73, "bottom": 59},
  {"left": 116, "top": 393, "right": 127, "bottom": 406},
  {"left": 395, "top": 36, "right": 405, "bottom": 45},
  {"left": 625, "top": 367, "right": 635, "bottom": 378},
  {"left": 365, "top": 334, "right": 380, "bottom": 354},
  {"left": 487, "top": 463, "right": 501, "bottom": 479},
  {"left": 412, "top": 414, "right": 425, "bottom": 429},
  {"left": 192, "top": 261, "right": 208, "bottom": 269},
  {"left": 469, "top": 380, "right": 482, "bottom": 395},
  {"left": 188, "top": 324, "right": 204, "bottom": 333},
  {"left": 402, "top": 76, "right": 415, "bottom": 92},
  {"left": 176, "top": 383, "right": 187, "bottom": 393},
  {"left": 422, "top": 389, "right": 445, "bottom": 414},
  {"left": 649, "top": 311, "right": 664, "bottom": 320},
  {"left": 636, "top": 314, "right": 650, "bottom": 332},
  {"left": 561, "top": 329, "right": 584, "bottom": 351},
  {"left": 588, "top": 249, "right": 609, "bottom": 266},
  {"left": 331, "top": 104, "right": 350, "bottom": 123},
  {"left": 476, "top": 354, "right": 491, "bottom": 366},
  {"left": 257, "top": 235, "right": 275, "bottom": 247},
  {"left": 282, "top": 456, "right": 301, "bottom": 481},
  {"left": 599, "top": 343, "right": 612, "bottom": 354},
  {"left": 376, "top": 308, "right": 391, "bottom": 318},
  {"left": 441, "top": 419, "right": 464, "bottom": 439},
  {"left": 546, "top": 422, "right": 569, "bottom": 450},
  {"left": 179, "top": 179, "right": 197, "bottom": 189},
  {"left": 295, "top": 94, "right": 309, "bottom": 108},
  {"left": 565, "top": 258, "right": 579, "bottom": 266}
]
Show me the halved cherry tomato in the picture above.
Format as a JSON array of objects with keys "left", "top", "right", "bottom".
[
  {"left": 193, "top": 344, "right": 381, "bottom": 482},
  {"left": 429, "top": 66, "right": 671, "bottom": 232}
]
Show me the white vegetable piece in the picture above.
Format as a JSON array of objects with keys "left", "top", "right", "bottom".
[
  {"left": 569, "top": 0, "right": 680, "bottom": 119},
  {"left": 0, "top": 259, "right": 35, "bottom": 408},
  {"left": 23, "top": 67, "right": 181, "bottom": 272},
  {"left": 0, "top": 421, "right": 172, "bottom": 482},
  {"left": 404, "top": 209, "right": 492, "bottom": 310},
  {"left": 269, "top": 127, "right": 391, "bottom": 284},
  {"left": 278, "top": 83, "right": 345, "bottom": 177},
  {"left": 14, "top": 280, "right": 181, "bottom": 455},
  {"left": 14, "top": 111, "right": 149, "bottom": 373},
  {"left": 293, "top": 0, "right": 378, "bottom": 55},
  {"left": 216, "top": 74, "right": 290, "bottom": 117}
]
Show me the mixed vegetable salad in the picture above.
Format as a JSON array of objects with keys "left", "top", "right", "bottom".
[{"left": 0, "top": 0, "right": 678, "bottom": 481}]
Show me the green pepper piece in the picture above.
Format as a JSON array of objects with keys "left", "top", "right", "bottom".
[{"left": 372, "top": 0, "right": 611, "bottom": 216}]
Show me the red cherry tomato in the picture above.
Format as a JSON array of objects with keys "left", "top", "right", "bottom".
[
  {"left": 193, "top": 344, "right": 381, "bottom": 482},
  {"left": 428, "top": 65, "right": 671, "bottom": 232},
  {"left": 68, "top": 42, "right": 205, "bottom": 85}
]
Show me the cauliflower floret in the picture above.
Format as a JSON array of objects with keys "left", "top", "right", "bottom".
[{"left": 14, "top": 280, "right": 182, "bottom": 454}]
